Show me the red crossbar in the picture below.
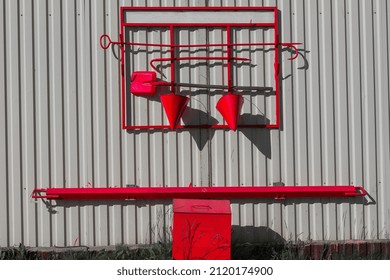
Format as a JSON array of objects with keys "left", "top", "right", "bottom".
[{"left": 31, "top": 186, "right": 366, "bottom": 200}]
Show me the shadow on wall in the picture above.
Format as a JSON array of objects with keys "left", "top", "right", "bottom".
[
  {"left": 52, "top": 198, "right": 172, "bottom": 208},
  {"left": 123, "top": 29, "right": 311, "bottom": 156},
  {"left": 39, "top": 194, "right": 371, "bottom": 215},
  {"left": 125, "top": 90, "right": 273, "bottom": 156},
  {"left": 125, "top": 90, "right": 273, "bottom": 157},
  {"left": 232, "top": 225, "right": 285, "bottom": 244},
  {"left": 41, "top": 198, "right": 173, "bottom": 215},
  {"left": 239, "top": 114, "right": 271, "bottom": 159},
  {"left": 40, "top": 197, "right": 372, "bottom": 220}
]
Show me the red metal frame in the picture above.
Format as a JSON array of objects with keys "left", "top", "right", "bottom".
[
  {"left": 32, "top": 186, "right": 366, "bottom": 200},
  {"left": 101, "top": 6, "right": 301, "bottom": 130}
]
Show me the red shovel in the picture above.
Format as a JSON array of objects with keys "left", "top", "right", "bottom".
[{"left": 130, "top": 71, "right": 170, "bottom": 96}]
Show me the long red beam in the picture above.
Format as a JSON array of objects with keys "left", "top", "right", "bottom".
[{"left": 32, "top": 186, "right": 366, "bottom": 200}]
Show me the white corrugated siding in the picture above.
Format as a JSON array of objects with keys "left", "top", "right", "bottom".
[{"left": 0, "top": 0, "right": 389, "bottom": 247}]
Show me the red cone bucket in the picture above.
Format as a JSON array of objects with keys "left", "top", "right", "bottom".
[
  {"left": 216, "top": 94, "right": 244, "bottom": 131},
  {"left": 161, "top": 93, "right": 190, "bottom": 130}
]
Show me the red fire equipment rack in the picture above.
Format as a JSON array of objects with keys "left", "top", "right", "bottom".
[
  {"left": 100, "top": 6, "right": 301, "bottom": 131},
  {"left": 31, "top": 7, "right": 368, "bottom": 202}
]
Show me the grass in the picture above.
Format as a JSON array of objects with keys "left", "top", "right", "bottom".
[
  {"left": 0, "top": 243, "right": 172, "bottom": 260},
  {"left": 1, "top": 240, "right": 390, "bottom": 260}
]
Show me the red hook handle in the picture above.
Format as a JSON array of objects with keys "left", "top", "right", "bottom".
[{"left": 100, "top": 34, "right": 112, "bottom": 49}]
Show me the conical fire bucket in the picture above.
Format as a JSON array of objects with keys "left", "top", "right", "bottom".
[
  {"left": 216, "top": 94, "right": 244, "bottom": 131},
  {"left": 161, "top": 93, "right": 190, "bottom": 130}
]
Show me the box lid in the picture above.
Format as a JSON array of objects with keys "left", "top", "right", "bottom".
[{"left": 173, "top": 199, "right": 231, "bottom": 214}]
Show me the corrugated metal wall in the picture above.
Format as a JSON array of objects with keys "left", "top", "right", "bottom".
[{"left": 1, "top": 0, "right": 389, "bottom": 247}]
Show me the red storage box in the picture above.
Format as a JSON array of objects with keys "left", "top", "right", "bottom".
[{"left": 172, "top": 199, "right": 231, "bottom": 260}]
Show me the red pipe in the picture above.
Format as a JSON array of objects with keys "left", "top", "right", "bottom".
[
  {"left": 169, "top": 25, "right": 175, "bottom": 93},
  {"left": 32, "top": 186, "right": 366, "bottom": 200},
  {"left": 274, "top": 8, "right": 280, "bottom": 128},
  {"left": 227, "top": 25, "right": 232, "bottom": 92},
  {"left": 100, "top": 34, "right": 301, "bottom": 54}
]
